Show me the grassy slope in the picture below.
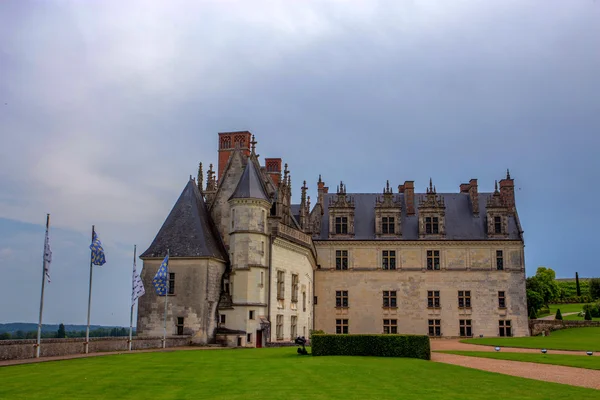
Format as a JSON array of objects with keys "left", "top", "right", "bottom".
[
  {"left": 0, "top": 348, "right": 597, "bottom": 399},
  {"left": 462, "top": 327, "right": 600, "bottom": 351},
  {"left": 438, "top": 351, "right": 600, "bottom": 370},
  {"left": 563, "top": 314, "right": 600, "bottom": 321}
]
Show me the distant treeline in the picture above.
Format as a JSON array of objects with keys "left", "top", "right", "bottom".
[{"left": 0, "top": 327, "right": 133, "bottom": 340}]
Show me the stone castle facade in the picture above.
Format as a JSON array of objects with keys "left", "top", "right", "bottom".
[{"left": 137, "top": 131, "right": 528, "bottom": 346}]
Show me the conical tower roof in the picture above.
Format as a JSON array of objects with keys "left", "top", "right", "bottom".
[
  {"left": 141, "top": 179, "right": 227, "bottom": 260},
  {"left": 229, "top": 158, "right": 270, "bottom": 201}
]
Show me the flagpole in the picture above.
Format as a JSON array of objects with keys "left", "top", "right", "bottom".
[
  {"left": 129, "top": 245, "right": 136, "bottom": 351},
  {"left": 36, "top": 214, "right": 50, "bottom": 358},
  {"left": 162, "top": 248, "right": 169, "bottom": 349},
  {"left": 85, "top": 225, "right": 94, "bottom": 354}
]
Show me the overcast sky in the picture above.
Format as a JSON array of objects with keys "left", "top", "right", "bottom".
[{"left": 1, "top": 1, "right": 599, "bottom": 327}]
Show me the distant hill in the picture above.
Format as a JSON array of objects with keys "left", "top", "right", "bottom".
[{"left": 0, "top": 323, "right": 126, "bottom": 334}]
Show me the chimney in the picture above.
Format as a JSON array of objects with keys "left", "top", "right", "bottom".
[
  {"left": 403, "top": 181, "right": 415, "bottom": 215},
  {"left": 460, "top": 183, "right": 471, "bottom": 193},
  {"left": 499, "top": 169, "right": 515, "bottom": 209},
  {"left": 217, "top": 131, "right": 252, "bottom": 180},
  {"left": 265, "top": 158, "right": 282, "bottom": 186},
  {"left": 468, "top": 179, "right": 479, "bottom": 215}
]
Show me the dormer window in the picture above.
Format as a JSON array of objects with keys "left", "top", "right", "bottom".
[
  {"left": 418, "top": 179, "right": 446, "bottom": 238},
  {"left": 335, "top": 216, "right": 348, "bottom": 234},
  {"left": 375, "top": 181, "right": 402, "bottom": 238},
  {"left": 328, "top": 181, "right": 355, "bottom": 238},
  {"left": 486, "top": 180, "right": 510, "bottom": 238},
  {"left": 425, "top": 217, "right": 439, "bottom": 234}
]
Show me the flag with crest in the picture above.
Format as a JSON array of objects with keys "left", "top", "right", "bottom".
[
  {"left": 132, "top": 259, "right": 145, "bottom": 303},
  {"left": 43, "top": 226, "right": 52, "bottom": 282},
  {"left": 152, "top": 255, "right": 169, "bottom": 296},
  {"left": 90, "top": 231, "right": 106, "bottom": 266}
]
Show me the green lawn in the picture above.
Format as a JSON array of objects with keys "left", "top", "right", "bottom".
[
  {"left": 0, "top": 348, "right": 597, "bottom": 399},
  {"left": 538, "top": 303, "right": 589, "bottom": 318},
  {"left": 563, "top": 313, "right": 600, "bottom": 321},
  {"left": 438, "top": 351, "right": 600, "bottom": 370},
  {"left": 462, "top": 327, "right": 600, "bottom": 351}
]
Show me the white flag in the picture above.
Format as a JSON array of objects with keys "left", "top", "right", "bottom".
[
  {"left": 132, "top": 261, "right": 145, "bottom": 303},
  {"left": 43, "top": 229, "right": 52, "bottom": 283}
]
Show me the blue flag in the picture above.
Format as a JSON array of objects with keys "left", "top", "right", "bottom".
[
  {"left": 90, "top": 231, "right": 106, "bottom": 266},
  {"left": 153, "top": 255, "right": 169, "bottom": 296}
]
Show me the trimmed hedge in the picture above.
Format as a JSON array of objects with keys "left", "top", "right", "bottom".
[{"left": 311, "top": 334, "right": 430, "bottom": 360}]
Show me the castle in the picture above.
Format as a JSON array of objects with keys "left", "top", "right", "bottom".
[{"left": 137, "top": 131, "right": 528, "bottom": 346}]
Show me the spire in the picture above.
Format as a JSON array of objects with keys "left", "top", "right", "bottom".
[
  {"left": 301, "top": 180, "right": 307, "bottom": 204},
  {"left": 229, "top": 157, "right": 270, "bottom": 201},
  {"left": 206, "top": 163, "right": 216, "bottom": 192},
  {"left": 307, "top": 195, "right": 311, "bottom": 210},
  {"left": 494, "top": 180, "right": 498, "bottom": 192},
  {"left": 250, "top": 134, "right": 257, "bottom": 155},
  {"left": 318, "top": 174, "right": 322, "bottom": 184},
  {"left": 283, "top": 163, "right": 289, "bottom": 186},
  {"left": 427, "top": 178, "right": 436, "bottom": 194},
  {"left": 197, "top": 162, "right": 204, "bottom": 192}
]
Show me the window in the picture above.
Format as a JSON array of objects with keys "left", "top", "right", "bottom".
[
  {"left": 247, "top": 333, "right": 252, "bottom": 343},
  {"left": 428, "top": 319, "right": 441, "bottom": 337},
  {"left": 382, "top": 217, "right": 395, "bottom": 234},
  {"left": 220, "top": 314, "right": 226, "bottom": 324},
  {"left": 249, "top": 310, "right": 255, "bottom": 320},
  {"left": 382, "top": 250, "right": 396, "bottom": 270},
  {"left": 383, "top": 290, "right": 397, "bottom": 308},
  {"left": 336, "top": 319, "right": 348, "bottom": 334},
  {"left": 176, "top": 317, "right": 184, "bottom": 335},
  {"left": 459, "top": 319, "right": 472, "bottom": 337},
  {"left": 496, "top": 250, "right": 504, "bottom": 270},
  {"left": 260, "top": 271, "right": 264, "bottom": 286},
  {"left": 494, "top": 216, "right": 502, "bottom": 234},
  {"left": 314, "top": 296, "right": 318, "bottom": 305},
  {"left": 425, "top": 216, "right": 439, "bottom": 234},
  {"left": 303, "top": 292, "right": 307, "bottom": 312},
  {"left": 168, "top": 273, "right": 175, "bottom": 295},
  {"left": 277, "top": 271, "right": 285, "bottom": 299},
  {"left": 427, "top": 290, "right": 440, "bottom": 308},
  {"left": 335, "top": 216, "right": 348, "bottom": 234},
  {"left": 426, "top": 250, "right": 440, "bottom": 270},
  {"left": 498, "top": 291, "right": 506, "bottom": 308},
  {"left": 383, "top": 319, "right": 398, "bottom": 334},
  {"left": 336, "top": 290, "right": 348, "bottom": 308},
  {"left": 231, "top": 209, "right": 235, "bottom": 230},
  {"left": 458, "top": 291, "right": 471, "bottom": 308},
  {"left": 499, "top": 320, "right": 512, "bottom": 337},
  {"left": 335, "top": 250, "right": 348, "bottom": 270},
  {"left": 291, "top": 316, "right": 297, "bottom": 339},
  {"left": 260, "top": 241, "right": 265, "bottom": 255},
  {"left": 292, "top": 274, "right": 299, "bottom": 302},
  {"left": 276, "top": 315, "right": 283, "bottom": 339}
]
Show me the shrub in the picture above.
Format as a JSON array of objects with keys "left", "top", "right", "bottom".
[
  {"left": 591, "top": 278, "right": 600, "bottom": 300},
  {"left": 529, "top": 307, "right": 538, "bottom": 319},
  {"left": 555, "top": 309, "right": 563, "bottom": 320},
  {"left": 309, "top": 329, "right": 325, "bottom": 340},
  {"left": 583, "top": 303, "right": 600, "bottom": 318},
  {"left": 311, "top": 334, "right": 430, "bottom": 360},
  {"left": 584, "top": 309, "right": 593, "bottom": 321}
]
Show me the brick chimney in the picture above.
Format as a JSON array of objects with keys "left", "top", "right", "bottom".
[
  {"left": 460, "top": 183, "right": 471, "bottom": 193},
  {"left": 218, "top": 131, "right": 252, "bottom": 180},
  {"left": 468, "top": 179, "right": 479, "bottom": 215},
  {"left": 265, "top": 158, "right": 282, "bottom": 186},
  {"left": 400, "top": 181, "right": 415, "bottom": 215},
  {"left": 499, "top": 169, "right": 515, "bottom": 209}
]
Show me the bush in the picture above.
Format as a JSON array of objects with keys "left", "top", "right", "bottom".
[
  {"left": 585, "top": 310, "right": 593, "bottom": 321},
  {"left": 529, "top": 307, "right": 538, "bottom": 319},
  {"left": 583, "top": 303, "right": 600, "bottom": 318},
  {"left": 555, "top": 309, "right": 563, "bottom": 320},
  {"left": 311, "top": 334, "right": 430, "bottom": 360},
  {"left": 591, "top": 278, "right": 600, "bottom": 300},
  {"left": 309, "top": 329, "right": 325, "bottom": 340}
]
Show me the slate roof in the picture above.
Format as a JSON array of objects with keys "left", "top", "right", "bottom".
[
  {"left": 141, "top": 180, "right": 228, "bottom": 259},
  {"left": 317, "top": 192, "right": 521, "bottom": 241},
  {"left": 229, "top": 158, "right": 270, "bottom": 201}
]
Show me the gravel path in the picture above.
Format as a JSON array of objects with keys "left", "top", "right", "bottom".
[
  {"left": 537, "top": 311, "right": 580, "bottom": 320},
  {"left": 431, "top": 339, "right": 598, "bottom": 356},
  {"left": 432, "top": 352, "right": 600, "bottom": 390}
]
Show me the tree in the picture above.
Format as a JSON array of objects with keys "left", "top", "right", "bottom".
[
  {"left": 528, "top": 307, "right": 538, "bottom": 319},
  {"left": 584, "top": 309, "right": 593, "bottom": 321},
  {"left": 555, "top": 309, "right": 563, "bottom": 320},
  {"left": 527, "top": 267, "right": 561, "bottom": 305},
  {"left": 590, "top": 278, "right": 600, "bottom": 300},
  {"left": 576, "top": 272, "right": 581, "bottom": 297},
  {"left": 526, "top": 289, "right": 544, "bottom": 313},
  {"left": 57, "top": 323, "right": 66, "bottom": 338}
]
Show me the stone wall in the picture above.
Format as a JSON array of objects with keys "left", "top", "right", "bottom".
[
  {"left": 0, "top": 336, "right": 191, "bottom": 361},
  {"left": 529, "top": 320, "right": 600, "bottom": 336}
]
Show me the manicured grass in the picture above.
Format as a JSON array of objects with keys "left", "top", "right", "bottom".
[
  {"left": 538, "top": 303, "right": 589, "bottom": 318},
  {"left": 563, "top": 313, "right": 600, "bottom": 321},
  {"left": 0, "top": 348, "right": 597, "bottom": 399},
  {"left": 462, "top": 327, "right": 600, "bottom": 351},
  {"left": 439, "top": 351, "right": 600, "bottom": 370}
]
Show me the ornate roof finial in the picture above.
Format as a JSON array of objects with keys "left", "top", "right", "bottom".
[
  {"left": 198, "top": 162, "right": 204, "bottom": 191},
  {"left": 495, "top": 180, "right": 498, "bottom": 192},
  {"left": 429, "top": 178, "right": 433, "bottom": 191},
  {"left": 307, "top": 195, "right": 311, "bottom": 210},
  {"left": 250, "top": 134, "right": 257, "bottom": 154},
  {"left": 506, "top": 169, "right": 511, "bottom": 179},
  {"left": 318, "top": 174, "right": 322, "bottom": 184}
]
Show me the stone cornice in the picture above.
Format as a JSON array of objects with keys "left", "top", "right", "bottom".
[{"left": 313, "top": 240, "right": 524, "bottom": 247}]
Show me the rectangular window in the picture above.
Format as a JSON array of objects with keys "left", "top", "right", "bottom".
[
  {"left": 176, "top": 317, "right": 184, "bottom": 335},
  {"left": 499, "top": 320, "right": 512, "bottom": 337},
  {"left": 494, "top": 216, "right": 502, "bottom": 234},
  {"left": 383, "top": 290, "right": 397, "bottom": 308},
  {"left": 249, "top": 310, "right": 255, "bottom": 320},
  {"left": 335, "top": 250, "right": 348, "bottom": 270},
  {"left": 168, "top": 273, "right": 175, "bottom": 295},
  {"left": 428, "top": 319, "right": 441, "bottom": 337},
  {"left": 425, "top": 217, "right": 439, "bottom": 234},
  {"left": 382, "top": 250, "right": 396, "bottom": 270},
  {"left": 220, "top": 314, "right": 226, "bottom": 324},
  {"left": 427, "top": 290, "right": 440, "bottom": 308},
  {"left": 303, "top": 292, "right": 307, "bottom": 312},
  {"left": 382, "top": 217, "right": 395, "bottom": 234},
  {"left": 314, "top": 296, "right": 318, "bottom": 305},
  {"left": 459, "top": 319, "right": 472, "bottom": 337},
  {"left": 498, "top": 291, "right": 506, "bottom": 308},
  {"left": 496, "top": 250, "right": 504, "bottom": 270},
  {"left": 458, "top": 291, "right": 471, "bottom": 308},
  {"left": 277, "top": 271, "right": 285, "bottom": 300},
  {"left": 336, "top": 319, "right": 349, "bottom": 334},
  {"left": 291, "top": 316, "right": 297, "bottom": 339},
  {"left": 247, "top": 333, "right": 252, "bottom": 343},
  {"left": 291, "top": 274, "right": 299, "bottom": 302},
  {"left": 335, "top": 290, "right": 349, "bottom": 308},
  {"left": 426, "top": 250, "right": 440, "bottom": 270},
  {"left": 335, "top": 216, "right": 348, "bottom": 234},
  {"left": 383, "top": 319, "right": 398, "bottom": 334},
  {"left": 276, "top": 315, "right": 283, "bottom": 339}
]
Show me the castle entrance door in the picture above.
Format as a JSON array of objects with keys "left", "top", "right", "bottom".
[{"left": 256, "top": 330, "right": 263, "bottom": 348}]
